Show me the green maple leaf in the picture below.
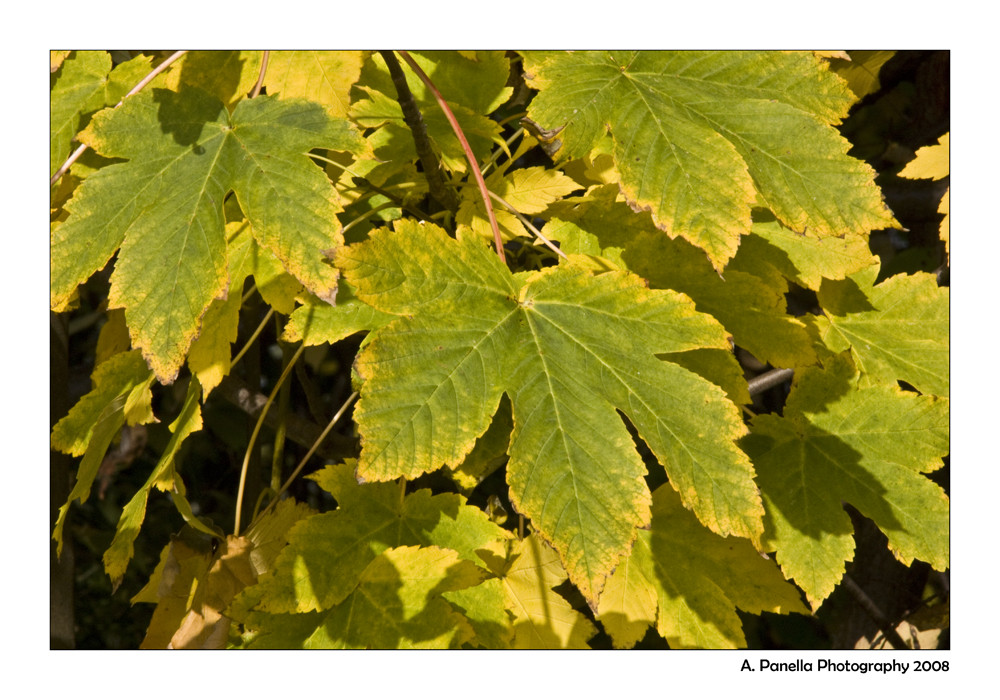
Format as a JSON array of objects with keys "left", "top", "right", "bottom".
[
  {"left": 51, "top": 85, "right": 368, "bottom": 382},
  {"left": 522, "top": 50, "right": 897, "bottom": 269},
  {"left": 248, "top": 545, "right": 482, "bottom": 649},
  {"left": 597, "top": 484, "right": 808, "bottom": 649},
  {"left": 547, "top": 188, "right": 816, "bottom": 370},
  {"left": 813, "top": 265, "right": 949, "bottom": 397},
  {"left": 244, "top": 462, "right": 510, "bottom": 615},
  {"left": 50, "top": 50, "right": 151, "bottom": 177},
  {"left": 336, "top": 220, "right": 762, "bottom": 606},
  {"left": 51, "top": 349, "right": 155, "bottom": 555},
  {"left": 742, "top": 356, "right": 949, "bottom": 605}
]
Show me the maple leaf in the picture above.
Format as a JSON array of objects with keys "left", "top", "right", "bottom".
[
  {"left": 50, "top": 51, "right": 151, "bottom": 177},
  {"left": 521, "top": 51, "right": 897, "bottom": 269},
  {"left": 248, "top": 545, "right": 482, "bottom": 649},
  {"left": 813, "top": 265, "right": 949, "bottom": 397},
  {"left": 597, "top": 484, "right": 808, "bottom": 649},
  {"left": 263, "top": 51, "right": 366, "bottom": 117},
  {"left": 50, "top": 85, "right": 369, "bottom": 382},
  {"left": 547, "top": 189, "right": 816, "bottom": 370},
  {"left": 103, "top": 378, "right": 217, "bottom": 588},
  {"left": 742, "top": 356, "right": 949, "bottom": 605},
  {"left": 50, "top": 350, "right": 155, "bottom": 555},
  {"left": 736, "top": 215, "right": 877, "bottom": 291},
  {"left": 478, "top": 534, "right": 597, "bottom": 649},
  {"left": 899, "top": 133, "right": 949, "bottom": 260},
  {"left": 336, "top": 220, "right": 763, "bottom": 606},
  {"left": 244, "top": 462, "right": 510, "bottom": 615}
]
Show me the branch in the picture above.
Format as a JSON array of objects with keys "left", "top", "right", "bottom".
[
  {"left": 396, "top": 50, "right": 506, "bottom": 263},
  {"left": 379, "top": 50, "right": 458, "bottom": 212},
  {"left": 747, "top": 367, "right": 794, "bottom": 396}
]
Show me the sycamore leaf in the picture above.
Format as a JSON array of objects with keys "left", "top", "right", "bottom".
[
  {"left": 103, "top": 378, "right": 206, "bottom": 588},
  {"left": 186, "top": 221, "right": 254, "bottom": 397},
  {"left": 51, "top": 350, "right": 155, "bottom": 554},
  {"left": 814, "top": 266, "right": 949, "bottom": 397},
  {"left": 244, "top": 461, "right": 510, "bottom": 614},
  {"left": 899, "top": 133, "right": 949, "bottom": 260},
  {"left": 154, "top": 50, "right": 262, "bottom": 109},
  {"left": 50, "top": 51, "right": 151, "bottom": 177},
  {"left": 827, "top": 51, "right": 896, "bottom": 101},
  {"left": 337, "top": 220, "right": 762, "bottom": 606},
  {"left": 742, "top": 356, "right": 949, "bottom": 605},
  {"left": 249, "top": 546, "right": 482, "bottom": 649},
  {"left": 50, "top": 86, "right": 368, "bottom": 382},
  {"left": 136, "top": 499, "right": 314, "bottom": 649},
  {"left": 598, "top": 484, "right": 808, "bottom": 649},
  {"left": 899, "top": 133, "right": 949, "bottom": 181},
  {"left": 350, "top": 51, "right": 510, "bottom": 175},
  {"left": 263, "top": 51, "right": 366, "bottom": 117},
  {"left": 478, "top": 534, "right": 597, "bottom": 649},
  {"left": 522, "top": 51, "right": 897, "bottom": 269},
  {"left": 736, "top": 215, "right": 878, "bottom": 291},
  {"left": 281, "top": 281, "right": 395, "bottom": 347},
  {"left": 547, "top": 190, "right": 816, "bottom": 369}
]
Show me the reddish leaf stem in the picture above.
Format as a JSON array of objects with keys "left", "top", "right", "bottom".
[
  {"left": 396, "top": 50, "right": 506, "bottom": 264},
  {"left": 50, "top": 50, "right": 188, "bottom": 186}
]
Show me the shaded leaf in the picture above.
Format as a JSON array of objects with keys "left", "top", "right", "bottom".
[
  {"left": 814, "top": 266, "right": 949, "bottom": 396},
  {"left": 742, "top": 356, "right": 949, "bottom": 605},
  {"left": 736, "top": 215, "right": 877, "bottom": 291},
  {"left": 598, "top": 484, "right": 807, "bottom": 649},
  {"left": 479, "top": 535, "right": 597, "bottom": 649},
  {"left": 338, "top": 220, "right": 761, "bottom": 605},
  {"left": 246, "top": 461, "right": 510, "bottom": 614},
  {"left": 103, "top": 378, "right": 205, "bottom": 587}
]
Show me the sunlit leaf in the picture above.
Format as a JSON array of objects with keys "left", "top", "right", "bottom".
[{"left": 338, "top": 220, "right": 761, "bottom": 605}]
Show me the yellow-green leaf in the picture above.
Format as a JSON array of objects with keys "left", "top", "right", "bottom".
[
  {"left": 742, "top": 356, "right": 949, "bottom": 605},
  {"left": 522, "top": 50, "right": 897, "bottom": 270},
  {"left": 51, "top": 85, "right": 368, "bottom": 382},
  {"left": 338, "top": 220, "right": 762, "bottom": 606},
  {"left": 598, "top": 484, "right": 808, "bottom": 649},
  {"left": 247, "top": 461, "right": 510, "bottom": 614},
  {"left": 814, "top": 266, "right": 949, "bottom": 397},
  {"left": 103, "top": 378, "right": 205, "bottom": 588},
  {"left": 264, "top": 51, "right": 366, "bottom": 117},
  {"left": 480, "top": 535, "right": 597, "bottom": 649}
]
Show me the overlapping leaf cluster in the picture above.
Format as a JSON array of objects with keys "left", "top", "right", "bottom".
[{"left": 51, "top": 50, "right": 948, "bottom": 649}]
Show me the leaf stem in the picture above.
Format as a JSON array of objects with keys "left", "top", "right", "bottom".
[
  {"left": 396, "top": 50, "right": 506, "bottom": 264},
  {"left": 379, "top": 50, "right": 459, "bottom": 212},
  {"left": 250, "top": 390, "right": 359, "bottom": 528},
  {"left": 488, "top": 190, "right": 567, "bottom": 260},
  {"left": 249, "top": 51, "right": 270, "bottom": 98},
  {"left": 233, "top": 344, "right": 305, "bottom": 536},
  {"left": 231, "top": 307, "right": 275, "bottom": 369},
  {"left": 50, "top": 50, "right": 188, "bottom": 185}
]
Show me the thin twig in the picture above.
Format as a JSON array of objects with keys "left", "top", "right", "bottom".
[
  {"left": 397, "top": 50, "right": 506, "bottom": 264},
  {"left": 50, "top": 50, "right": 188, "bottom": 185},
  {"left": 251, "top": 390, "right": 359, "bottom": 528},
  {"left": 842, "top": 573, "right": 910, "bottom": 650},
  {"left": 379, "top": 50, "right": 458, "bottom": 212},
  {"left": 488, "top": 190, "right": 567, "bottom": 260},
  {"left": 249, "top": 51, "right": 270, "bottom": 98},
  {"left": 234, "top": 344, "right": 305, "bottom": 536}
]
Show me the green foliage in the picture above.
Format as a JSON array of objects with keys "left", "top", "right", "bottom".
[{"left": 51, "top": 50, "right": 949, "bottom": 649}]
